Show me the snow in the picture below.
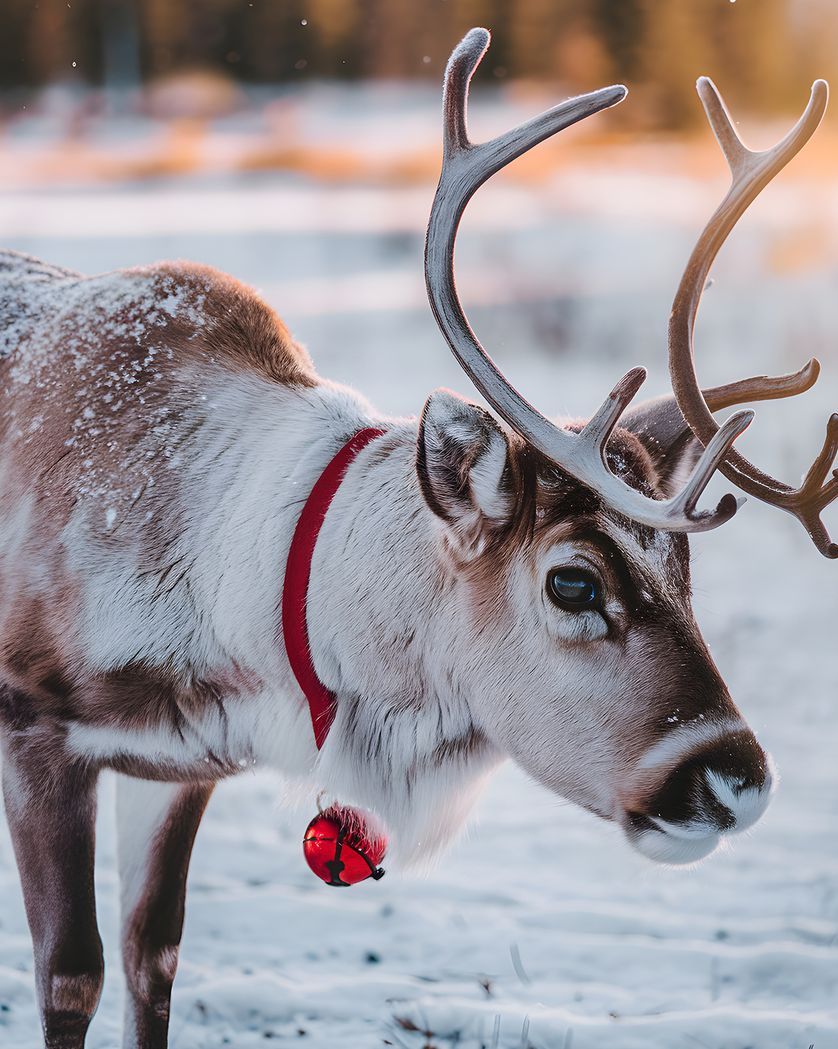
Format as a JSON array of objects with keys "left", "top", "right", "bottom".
[
  {"left": 0, "top": 257, "right": 212, "bottom": 511},
  {"left": 1, "top": 137, "right": 837, "bottom": 1047}
]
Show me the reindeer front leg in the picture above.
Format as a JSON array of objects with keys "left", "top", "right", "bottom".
[
  {"left": 1, "top": 731, "right": 103, "bottom": 1049},
  {"left": 117, "top": 777, "right": 213, "bottom": 1049}
]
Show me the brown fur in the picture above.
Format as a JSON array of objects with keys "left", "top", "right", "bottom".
[
  {"left": 0, "top": 251, "right": 311, "bottom": 739},
  {"left": 0, "top": 249, "right": 312, "bottom": 1043},
  {"left": 122, "top": 783, "right": 213, "bottom": 1048},
  {"left": 461, "top": 426, "right": 690, "bottom": 622},
  {"left": 452, "top": 425, "right": 736, "bottom": 769},
  {"left": 0, "top": 252, "right": 316, "bottom": 530},
  {"left": 1, "top": 736, "right": 103, "bottom": 1049},
  {"left": 153, "top": 261, "right": 317, "bottom": 386}
]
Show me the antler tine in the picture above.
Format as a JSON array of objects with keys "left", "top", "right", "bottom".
[
  {"left": 697, "top": 76, "right": 750, "bottom": 176},
  {"left": 801, "top": 413, "right": 838, "bottom": 498},
  {"left": 441, "top": 26, "right": 488, "bottom": 156},
  {"left": 668, "top": 76, "right": 838, "bottom": 557},
  {"left": 442, "top": 27, "right": 627, "bottom": 177},
  {"left": 578, "top": 368, "right": 753, "bottom": 527},
  {"left": 797, "top": 415, "right": 838, "bottom": 557},
  {"left": 426, "top": 29, "right": 755, "bottom": 535},
  {"left": 578, "top": 367, "right": 648, "bottom": 457},
  {"left": 698, "top": 76, "right": 827, "bottom": 184},
  {"left": 426, "top": 26, "right": 628, "bottom": 482},
  {"left": 673, "top": 410, "right": 753, "bottom": 520},
  {"left": 702, "top": 358, "right": 820, "bottom": 412}
]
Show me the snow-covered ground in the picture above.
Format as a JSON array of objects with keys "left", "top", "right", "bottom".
[{"left": 0, "top": 140, "right": 837, "bottom": 1048}]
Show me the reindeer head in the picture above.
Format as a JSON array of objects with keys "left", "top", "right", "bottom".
[{"left": 408, "top": 29, "right": 836, "bottom": 863}]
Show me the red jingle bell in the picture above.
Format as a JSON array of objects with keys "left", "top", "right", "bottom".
[{"left": 303, "top": 804, "right": 387, "bottom": 886}]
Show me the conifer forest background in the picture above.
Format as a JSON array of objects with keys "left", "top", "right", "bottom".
[{"left": 0, "top": 0, "right": 835, "bottom": 128}]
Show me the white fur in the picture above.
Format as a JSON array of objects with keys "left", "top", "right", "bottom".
[
  {"left": 67, "top": 690, "right": 317, "bottom": 779},
  {"left": 648, "top": 814, "right": 718, "bottom": 839},
  {"left": 420, "top": 390, "right": 511, "bottom": 553},
  {"left": 117, "top": 777, "right": 182, "bottom": 922},
  {"left": 631, "top": 826, "right": 721, "bottom": 865},
  {"left": 117, "top": 778, "right": 181, "bottom": 1048},
  {"left": 69, "top": 723, "right": 206, "bottom": 767},
  {"left": 706, "top": 764, "right": 775, "bottom": 833},
  {"left": 2, "top": 349, "right": 774, "bottom": 867},
  {"left": 0, "top": 751, "right": 33, "bottom": 815},
  {"left": 54, "top": 371, "right": 498, "bottom": 860},
  {"left": 469, "top": 430, "right": 510, "bottom": 521},
  {"left": 307, "top": 417, "right": 507, "bottom": 859},
  {"left": 637, "top": 717, "right": 748, "bottom": 775}
]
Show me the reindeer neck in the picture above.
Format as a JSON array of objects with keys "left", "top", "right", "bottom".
[{"left": 304, "top": 421, "right": 501, "bottom": 861}]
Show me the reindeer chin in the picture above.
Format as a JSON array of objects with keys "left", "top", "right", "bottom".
[{"left": 622, "top": 812, "right": 722, "bottom": 866}]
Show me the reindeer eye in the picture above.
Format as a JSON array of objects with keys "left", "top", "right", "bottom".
[{"left": 547, "top": 568, "right": 600, "bottom": 612}]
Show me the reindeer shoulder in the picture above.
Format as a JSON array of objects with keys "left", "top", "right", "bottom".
[{"left": 0, "top": 250, "right": 317, "bottom": 391}]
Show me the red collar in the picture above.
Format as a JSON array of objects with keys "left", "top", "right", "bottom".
[{"left": 282, "top": 428, "right": 385, "bottom": 750}]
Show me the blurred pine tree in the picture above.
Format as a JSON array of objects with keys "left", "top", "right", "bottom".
[
  {"left": 636, "top": 1, "right": 713, "bottom": 129},
  {"left": 0, "top": 0, "right": 833, "bottom": 129}
]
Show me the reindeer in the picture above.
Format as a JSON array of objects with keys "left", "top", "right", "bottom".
[{"left": 0, "top": 26, "right": 835, "bottom": 1049}]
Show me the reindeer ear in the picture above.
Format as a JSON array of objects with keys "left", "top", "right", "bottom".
[
  {"left": 417, "top": 390, "right": 514, "bottom": 554},
  {"left": 620, "top": 394, "right": 703, "bottom": 499}
]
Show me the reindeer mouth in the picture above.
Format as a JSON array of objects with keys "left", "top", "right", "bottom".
[{"left": 622, "top": 811, "right": 722, "bottom": 865}]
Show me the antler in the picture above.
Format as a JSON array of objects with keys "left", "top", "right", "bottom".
[
  {"left": 425, "top": 27, "right": 754, "bottom": 533},
  {"left": 668, "top": 76, "right": 838, "bottom": 557}
]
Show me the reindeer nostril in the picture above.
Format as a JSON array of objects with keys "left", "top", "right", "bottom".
[
  {"left": 730, "top": 770, "right": 763, "bottom": 794},
  {"left": 702, "top": 749, "right": 774, "bottom": 833},
  {"left": 639, "top": 756, "right": 729, "bottom": 830}
]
